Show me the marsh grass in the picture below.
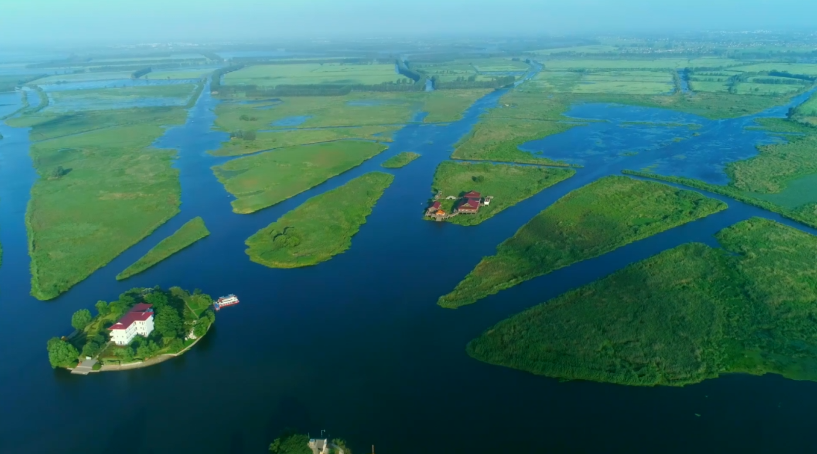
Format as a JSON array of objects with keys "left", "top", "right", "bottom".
[
  {"left": 246, "top": 172, "right": 394, "bottom": 268},
  {"left": 213, "top": 141, "right": 388, "bottom": 214},
  {"left": 117, "top": 217, "right": 210, "bottom": 280},
  {"left": 469, "top": 218, "right": 817, "bottom": 386},
  {"left": 381, "top": 152, "right": 421, "bottom": 168},
  {"left": 439, "top": 176, "right": 727, "bottom": 308}
]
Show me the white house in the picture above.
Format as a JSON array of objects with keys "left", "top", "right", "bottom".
[{"left": 108, "top": 303, "right": 155, "bottom": 346}]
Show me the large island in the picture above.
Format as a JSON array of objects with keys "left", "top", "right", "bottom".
[{"left": 46, "top": 286, "right": 216, "bottom": 373}]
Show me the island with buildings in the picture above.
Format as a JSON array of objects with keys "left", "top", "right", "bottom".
[{"left": 46, "top": 286, "right": 217, "bottom": 374}]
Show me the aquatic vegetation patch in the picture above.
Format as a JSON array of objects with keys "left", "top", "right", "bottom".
[
  {"left": 468, "top": 218, "right": 817, "bottom": 386},
  {"left": 246, "top": 172, "right": 393, "bottom": 268},
  {"left": 213, "top": 141, "right": 388, "bottom": 214},
  {"left": 223, "top": 63, "right": 411, "bottom": 87},
  {"left": 438, "top": 176, "right": 727, "bottom": 308},
  {"left": 381, "top": 151, "right": 421, "bottom": 168},
  {"left": 117, "top": 217, "right": 210, "bottom": 280},
  {"left": 429, "top": 161, "right": 575, "bottom": 226},
  {"left": 10, "top": 107, "right": 188, "bottom": 300}
]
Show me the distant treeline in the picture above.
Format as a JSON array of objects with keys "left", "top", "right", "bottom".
[
  {"left": 228, "top": 57, "right": 369, "bottom": 65},
  {"left": 131, "top": 67, "right": 152, "bottom": 79},
  {"left": 752, "top": 77, "right": 810, "bottom": 85},
  {"left": 210, "top": 65, "right": 245, "bottom": 92},
  {"left": 433, "top": 75, "right": 515, "bottom": 90},
  {"left": 27, "top": 57, "right": 207, "bottom": 69},
  {"left": 768, "top": 70, "right": 816, "bottom": 82}
]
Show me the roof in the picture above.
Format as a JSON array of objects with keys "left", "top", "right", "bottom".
[
  {"left": 109, "top": 304, "right": 154, "bottom": 330},
  {"left": 459, "top": 198, "right": 480, "bottom": 210},
  {"left": 430, "top": 201, "right": 441, "bottom": 209},
  {"left": 463, "top": 191, "right": 481, "bottom": 199}
]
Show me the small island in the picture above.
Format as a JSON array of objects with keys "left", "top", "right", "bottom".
[
  {"left": 269, "top": 430, "right": 351, "bottom": 454},
  {"left": 381, "top": 151, "right": 420, "bottom": 168},
  {"left": 46, "top": 286, "right": 216, "bottom": 373}
]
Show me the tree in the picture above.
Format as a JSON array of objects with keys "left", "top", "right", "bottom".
[
  {"left": 71, "top": 309, "right": 92, "bottom": 331},
  {"left": 47, "top": 338, "right": 79, "bottom": 369},
  {"left": 144, "top": 291, "right": 169, "bottom": 308},
  {"left": 95, "top": 300, "right": 109, "bottom": 316},
  {"left": 154, "top": 307, "right": 183, "bottom": 339},
  {"left": 50, "top": 166, "right": 69, "bottom": 179}
]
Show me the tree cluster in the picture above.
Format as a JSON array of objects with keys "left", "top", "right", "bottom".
[
  {"left": 131, "top": 67, "right": 152, "bottom": 79},
  {"left": 230, "top": 130, "right": 257, "bottom": 141}
]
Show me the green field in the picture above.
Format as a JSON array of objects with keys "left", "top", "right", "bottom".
[
  {"left": 468, "top": 218, "right": 817, "bottom": 386},
  {"left": 223, "top": 63, "right": 410, "bottom": 87},
  {"left": 246, "top": 172, "right": 393, "bottom": 268},
  {"left": 148, "top": 69, "right": 213, "bottom": 80},
  {"left": 36, "top": 72, "right": 134, "bottom": 84},
  {"left": 728, "top": 63, "right": 817, "bottom": 76},
  {"left": 209, "top": 90, "right": 489, "bottom": 157},
  {"left": 381, "top": 151, "right": 421, "bottom": 168},
  {"left": 48, "top": 84, "right": 197, "bottom": 111},
  {"left": 213, "top": 141, "right": 387, "bottom": 214},
  {"left": 534, "top": 45, "right": 620, "bottom": 55},
  {"left": 438, "top": 176, "right": 726, "bottom": 308},
  {"left": 117, "top": 217, "right": 210, "bottom": 280},
  {"left": 5, "top": 107, "right": 187, "bottom": 300},
  {"left": 452, "top": 117, "right": 576, "bottom": 165},
  {"left": 543, "top": 58, "right": 739, "bottom": 71},
  {"left": 430, "top": 161, "right": 575, "bottom": 225},
  {"left": 528, "top": 70, "right": 675, "bottom": 95}
]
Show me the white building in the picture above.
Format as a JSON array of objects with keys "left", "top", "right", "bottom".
[{"left": 108, "top": 303, "right": 155, "bottom": 346}]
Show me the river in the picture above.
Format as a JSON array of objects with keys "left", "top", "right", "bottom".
[{"left": 2, "top": 80, "right": 817, "bottom": 453}]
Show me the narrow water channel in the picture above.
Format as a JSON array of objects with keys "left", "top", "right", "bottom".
[{"left": 2, "top": 78, "right": 817, "bottom": 454}]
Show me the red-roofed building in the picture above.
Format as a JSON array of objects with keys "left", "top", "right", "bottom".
[
  {"left": 108, "top": 303, "right": 155, "bottom": 346},
  {"left": 426, "top": 201, "right": 442, "bottom": 215},
  {"left": 457, "top": 198, "right": 481, "bottom": 214},
  {"left": 463, "top": 191, "right": 481, "bottom": 200}
]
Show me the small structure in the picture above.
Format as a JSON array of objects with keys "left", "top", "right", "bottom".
[
  {"left": 482, "top": 196, "right": 494, "bottom": 206},
  {"left": 445, "top": 195, "right": 457, "bottom": 200},
  {"left": 309, "top": 439, "right": 330, "bottom": 454},
  {"left": 457, "top": 197, "right": 481, "bottom": 214},
  {"left": 463, "top": 191, "right": 481, "bottom": 199},
  {"left": 426, "top": 201, "right": 441, "bottom": 216},
  {"left": 108, "top": 303, "right": 155, "bottom": 346}
]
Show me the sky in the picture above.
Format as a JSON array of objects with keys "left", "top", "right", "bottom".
[{"left": 2, "top": 0, "right": 816, "bottom": 47}]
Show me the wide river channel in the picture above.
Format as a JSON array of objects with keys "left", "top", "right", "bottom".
[{"left": 2, "top": 78, "right": 817, "bottom": 453}]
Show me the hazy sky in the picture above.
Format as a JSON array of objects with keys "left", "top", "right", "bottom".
[{"left": 3, "top": 0, "right": 816, "bottom": 46}]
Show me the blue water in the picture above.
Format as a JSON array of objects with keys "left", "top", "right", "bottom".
[{"left": 2, "top": 79, "right": 817, "bottom": 454}]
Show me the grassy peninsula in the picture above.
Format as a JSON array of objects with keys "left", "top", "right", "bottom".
[
  {"left": 430, "top": 161, "right": 575, "bottom": 225},
  {"left": 213, "top": 141, "right": 388, "bottom": 214},
  {"left": 469, "top": 218, "right": 817, "bottom": 386},
  {"left": 47, "top": 287, "right": 215, "bottom": 371},
  {"left": 439, "top": 176, "right": 726, "bottom": 308},
  {"left": 6, "top": 107, "right": 188, "bottom": 300},
  {"left": 117, "top": 217, "right": 210, "bottom": 280},
  {"left": 381, "top": 151, "right": 421, "bottom": 168},
  {"left": 246, "top": 172, "right": 393, "bottom": 268}
]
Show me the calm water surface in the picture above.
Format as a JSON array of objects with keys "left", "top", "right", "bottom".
[{"left": 2, "top": 84, "right": 817, "bottom": 454}]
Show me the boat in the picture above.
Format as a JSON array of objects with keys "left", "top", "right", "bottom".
[{"left": 213, "top": 294, "right": 239, "bottom": 311}]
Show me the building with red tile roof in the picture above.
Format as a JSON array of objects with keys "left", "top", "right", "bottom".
[
  {"left": 108, "top": 303, "right": 155, "bottom": 346},
  {"left": 457, "top": 198, "right": 481, "bottom": 214}
]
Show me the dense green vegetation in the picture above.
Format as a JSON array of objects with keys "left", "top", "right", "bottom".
[
  {"left": 452, "top": 116, "right": 576, "bottom": 165},
  {"left": 246, "top": 172, "right": 393, "bottom": 268},
  {"left": 47, "top": 287, "right": 215, "bottom": 369},
  {"left": 214, "top": 141, "right": 387, "bottom": 214},
  {"left": 269, "top": 432, "right": 311, "bottom": 454},
  {"left": 5, "top": 107, "right": 188, "bottom": 300},
  {"left": 381, "top": 151, "right": 421, "bottom": 168},
  {"left": 469, "top": 218, "right": 817, "bottom": 386},
  {"left": 430, "top": 161, "right": 575, "bottom": 225},
  {"left": 210, "top": 90, "right": 489, "bottom": 157},
  {"left": 439, "top": 176, "right": 726, "bottom": 308},
  {"left": 117, "top": 217, "right": 210, "bottom": 280}
]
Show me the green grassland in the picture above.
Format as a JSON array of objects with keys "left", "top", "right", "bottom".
[
  {"left": 223, "top": 63, "right": 410, "bottom": 87},
  {"left": 438, "top": 176, "right": 726, "bottom": 308},
  {"left": 468, "top": 218, "right": 817, "bottom": 386},
  {"left": 469, "top": 58, "right": 530, "bottom": 72},
  {"left": 728, "top": 63, "right": 817, "bottom": 75},
  {"left": 534, "top": 45, "right": 621, "bottom": 55},
  {"left": 117, "top": 217, "right": 210, "bottom": 280},
  {"left": 452, "top": 117, "right": 576, "bottom": 165},
  {"left": 543, "top": 58, "right": 740, "bottom": 71},
  {"left": 48, "top": 84, "right": 197, "bottom": 110},
  {"left": 36, "top": 72, "right": 135, "bottom": 84},
  {"left": 381, "top": 151, "right": 421, "bottom": 168},
  {"left": 794, "top": 89, "right": 817, "bottom": 125},
  {"left": 245, "top": 172, "right": 393, "bottom": 268},
  {"left": 5, "top": 107, "right": 188, "bottom": 300},
  {"left": 147, "top": 69, "right": 213, "bottom": 80},
  {"left": 209, "top": 90, "right": 489, "bottom": 157},
  {"left": 529, "top": 70, "right": 675, "bottom": 95},
  {"left": 431, "top": 161, "right": 575, "bottom": 226},
  {"left": 213, "top": 141, "right": 387, "bottom": 214}
]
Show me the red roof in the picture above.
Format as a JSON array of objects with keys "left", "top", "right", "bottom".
[
  {"left": 463, "top": 191, "right": 481, "bottom": 199},
  {"left": 430, "top": 201, "right": 441, "bottom": 209},
  {"left": 109, "top": 304, "right": 153, "bottom": 330},
  {"left": 459, "top": 198, "right": 480, "bottom": 210}
]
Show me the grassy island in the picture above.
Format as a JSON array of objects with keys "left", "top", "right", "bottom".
[
  {"left": 117, "top": 217, "right": 210, "bottom": 280},
  {"left": 439, "top": 176, "right": 726, "bottom": 308},
  {"left": 47, "top": 286, "right": 215, "bottom": 371},
  {"left": 381, "top": 151, "right": 421, "bottom": 168},
  {"left": 429, "top": 161, "right": 575, "bottom": 226},
  {"left": 214, "top": 141, "right": 388, "bottom": 214},
  {"left": 269, "top": 430, "right": 351, "bottom": 454},
  {"left": 6, "top": 107, "right": 188, "bottom": 300},
  {"left": 246, "top": 172, "right": 393, "bottom": 268},
  {"left": 468, "top": 218, "right": 817, "bottom": 386}
]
